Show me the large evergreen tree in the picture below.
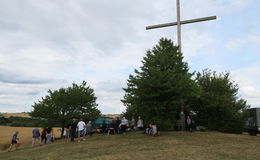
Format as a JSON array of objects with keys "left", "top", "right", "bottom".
[
  {"left": 192, "top": 69, "right": 249, "bottom": 133},
  {"left": 30, "top": 81, "right": 101, "bottom": 137},
  {"left": 122, "top": 38, "right": 198, "bottom": 130}
]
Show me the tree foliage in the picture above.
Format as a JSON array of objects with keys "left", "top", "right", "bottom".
[
  {"left": 30, "top": 81, "right": 100, "bottom": 137},
  {"left": 192, "top": 69, "right": 249, "bottom": 133},
  {"left": 122, "top": 38, "right": 198, "bottom": 130}
]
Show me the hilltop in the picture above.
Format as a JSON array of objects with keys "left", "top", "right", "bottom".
[{"left": 0, "top": 131, "right": 259, "bottom": 160}]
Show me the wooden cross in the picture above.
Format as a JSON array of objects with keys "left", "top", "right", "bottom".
[{"left": 146, "top": 0, "right": 217, "bottom": 52}]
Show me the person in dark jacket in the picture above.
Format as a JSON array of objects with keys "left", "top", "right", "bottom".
[
  {"left": 108, "top": 118, "right": 116, "bottom": 135},
  {"left": 101, "top": 120, "right": 107, "bottom": 134},
  {"left": 115, "top": 117, "right": 121, "bottom": 134},
  {"left": 41, "top": 128, "right": 47, "bottom": 144},
  {"left": 70, "top": 119, "right": 78, "bottom": 142}
]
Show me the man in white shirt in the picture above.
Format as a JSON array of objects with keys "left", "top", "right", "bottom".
[{"left": 77, "top": 119, "right": 86, "bottom": 142}]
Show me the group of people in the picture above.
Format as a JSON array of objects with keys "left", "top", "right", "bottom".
[
  {"left": 8, "top": 126, "right": 53, "bottom": 152},
  {"left": 99, "top": 116, "right": 144, "bottom": 135},
  {"left": 8, "top": 116, "right": 156, "bottom": 151},
  {"left": 7, "top": 115, "right": 196, "bottom": 152},
  {"left": 33, "top": 127, "right": 54, "bottom": 145},
  {"left": 59, "top": 117, "right": 144, "bottom": 142},
  {"left": 66, "top": 118, "right": 93, "bottom": 142}
]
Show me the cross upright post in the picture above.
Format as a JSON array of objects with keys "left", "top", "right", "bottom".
[{"left": 176, "top": 0, "right": 182, "bottom": 52}]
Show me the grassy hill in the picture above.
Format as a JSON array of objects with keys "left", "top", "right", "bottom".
[{"left": 0, "top": 131, "right": 259, "bottom": 160}]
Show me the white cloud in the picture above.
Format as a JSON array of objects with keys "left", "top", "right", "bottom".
[
  {"left": 183, "top": 30, "right": 215, "bottom": 58},
  {"left": 232, "top": 63, "right": 260, "bottom": 107},
  {"left": 94, "top": 81, "right": 126, "bottom": 113},
  {"left": 0, "top": 0, "right": 259, "bottom": 113},
  {"left": 225, "top": 35, "right": 260, "bottom": 50}
]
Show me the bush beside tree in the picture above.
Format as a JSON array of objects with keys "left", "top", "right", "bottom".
[{"left": 191, "top": 69, "right": 249, "bottom": 133}]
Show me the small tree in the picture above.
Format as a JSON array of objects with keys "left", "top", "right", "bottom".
[
  {"left": 122, "top": 38, "right": 198, "bottom": 130},
  {"left": 30, "top": 81, "right": 101, "bottom": 137},
  {"left": 192, "top": 69, "right": 249, "bottom": 133}
]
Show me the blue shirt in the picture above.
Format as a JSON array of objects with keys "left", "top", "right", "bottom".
[
  {"left": 32, "top": 128, "right": 40, "bottom": 137},
  {"left": 12, "top": 133, "right": 18, "bottom": 141}
]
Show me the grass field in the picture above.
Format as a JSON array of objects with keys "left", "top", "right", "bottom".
[
  {"left": 0, "top": 131, "right": 259, "bottom": 160},
  {"left": 2, "top": 113, "right": 31, "bottom": 118},
  {"left": 0, "top": 126, "right": 61, "bottom": 148},
  {"left": 1, "top": 113, "right": 121, "bottom": 119}
]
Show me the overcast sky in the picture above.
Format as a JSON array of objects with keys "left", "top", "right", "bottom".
[{"left": 0, "top": 0, "right": 259, "bottom": 113}]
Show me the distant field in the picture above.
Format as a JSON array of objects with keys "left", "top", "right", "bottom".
[
  {"left": 0, "top": 126, "right": 61, "bottom": 147},
  {"left": 0, "top": 131, "right": 259, "bottom": 160},
  {"left": 2, "top": 112, "right": 121, "bottom": 118},
  {"left": 2, "top": 113, "right": 31, "bottom": 118}
]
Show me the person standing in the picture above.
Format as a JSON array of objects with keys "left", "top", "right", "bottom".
[
  {"left": 137, "top": 116, "right": 144, "bottom": 130},
  {"left": 108, "top": 119, "right": 116, "bottom": 135},
  {"left": 64, "top": 124, "right": 70, "bottom": 141},
  {"left": 119, "top": 117, "right": 128, "bottom": 134},
  {"left": 8, "top": 131, "right": 19, "bottom": 152},
  {"left": 46, "top": 127, "right": 52, "bottom": 144},
  {"left": 41, "top": 128, "right": 47, "bottom": 144},
  {"left": 101, "top": 120, "right": 107, "bottom": 134},
  {"left": 32, "top": 128, "right": 40, "bottom": 146},
  {"left": 77, "top": 118, "right": 86, "bottom": 142},
  {"left": 186, "top": 116, "right": 193, "bottom": 132},
  {"left": 86, "top": 121, "right": 92, "bottom": 136},
  {"left": 115, "top": 117, "right": 121, "bottom": 134},
  {"left": 70, "top": 119, "right": 78, "bottom": 142},
  {"left": 130, "top": 117, "right": 136, "bottom": 130}
]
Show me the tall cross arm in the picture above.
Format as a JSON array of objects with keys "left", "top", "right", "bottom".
[{"left": 146, "top": 16, "right": 217, "bottom": 30}]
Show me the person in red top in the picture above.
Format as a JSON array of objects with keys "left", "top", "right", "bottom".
[{"left": 41, "top": 128, "right": 47, "bottom": 144}]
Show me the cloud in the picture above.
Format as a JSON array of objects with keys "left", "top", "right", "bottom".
[
  {"left": 0, "top": 70, "right": 53, "bottom": 84},
  {"left": 231, "top": 63, "right": 260, "bottom": 107},
  {"left": 225, "top": 35, "right": 260, "bottom": 50},
  {"left": 0, "top": 0, "right": 259, "bottom": 113}
]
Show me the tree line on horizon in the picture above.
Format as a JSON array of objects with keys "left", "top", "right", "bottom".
[{"left": 29, "top": 38, "right": 249, "bottom": 136}]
